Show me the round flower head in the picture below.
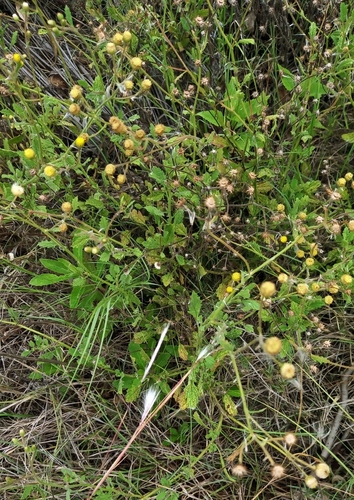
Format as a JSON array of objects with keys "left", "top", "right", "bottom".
[
  {"left": 154, "top": 123, "right": 165, "bottom": 136},
  {"left": 112, "top": 32, "right": 123, "bottom": 45},
  {"left": 324, "top": 295, "right": 333, "bottom": 305},
  {"left": 124, "top": 139, "right": 134, "bottom": 149},
  {"left": 278, "top": 273, "right": 288, "bottom": 283},
  {"left": 284, "top": 432, "right": 297, "bottom": 446},
  {"left": 61, "top": 202, "right": 72, "bottom": 213},
  {"left": 259, "top": 281, "right": 276, "bottom": 298},
  {"left": 69, "top": 85, "right": 83, "bottom": 100},
  {"left": 280, "top": 363, "right": 296, "bottom": 379},
  {"left": 117, "top": 174, "right": 126, "bottom": 185},
  {"left": 106, "top": 42, "right": 116, "bottom": 54},
  {"left": 341, "top": 274, "right": 352, "bottom": 285},
  {"left": 130, "top": 57, "right": 143, "bottom": 70},
  {"left": 44, "top": 165, "right": 56, "bottom": 177},
  {"left": 232, "top": 272, "right": 241, "bottom": 282},
  {"left": 105, "top": 164, "right": 116, "bottom": 176},
  {"left": 75, "top": 135, "right": 86, "bottom": 148},
  {"left": 304, "top": 475, "right": 318, "bottom": 489},
  {"left": 122, "top": 30, "right": 132, "bottom": 43},
  {"left": 135, "top": 129, "right": 146, "bottom": 140},
  {"left": 13, "top": 53, "right": 22, "bottom": 63},
  {"left": 69, "top": 103, "right": 81, "bottom": 115},
  {"left": 141, "top": 79, "right": 152, "bottom": 91},
  {"left": 226, "top": 286, "right": 233, "bottom": 293},
  {"left": 271, "top": 464, "right": 285, "bottom": 479},
  {"left": 314, "top": 462, "right": 330, "bottom": 479},
  {"left": 11, "top": 183, "right": 24, "bottom": 197},
  {"left": 296, "top": 283, "right": 308, "bottom": 295},
  {"left": 231, "top": 464, "right": 248, "bottom": 477},
  {"left": 264, "top": 336, "right": 282, "bottom": 355},
  {"left": 337, "top": 177, "right": 346, "bottom": 187},
  {"left": 124, "top": 80, "right": 134, "bottom": 90},
  {"left": 24, "top": 148, "right": 35, "bottom": 159}
]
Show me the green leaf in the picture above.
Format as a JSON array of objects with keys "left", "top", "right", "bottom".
[
  {"left": 238, "top": 38, "right": 255, "bottom": 44},
  {"left": 196, "top": 110, "right": 223, "bottom": 126},
  {"left": 125, "top": 378, "right": 141, "bottom": 403},
  {"left": 64, "top": 5, "right": 74, "bottom": 26},
  {"left": 162, "top": 273, "right": 174, "bottom": 287},
  {"left": 40, "top": 258, "right": 77, "bottom": 275},
  {"left": 188, "top": 291, "right": 202, "bottom": 320},
  {"left": 310, "top": 355, "right": 330, "bottom": 365},
  {"left": 185, "top": 382, "right": 199, "bottom": 408},
  {"left": 145, "top": 206, "right": 164, "bottom": 217},
  {"left": 29, "top": 274, "right": 71, "bottom": 286},
  {"left": 150, "top": 166, "right": 166, "bottom": 184},
  {"left": 37, "top": 240, "right": 58, "bottom": 249},
  {"left": 342, "top": 132, "right": 354, "bottom": 143}
]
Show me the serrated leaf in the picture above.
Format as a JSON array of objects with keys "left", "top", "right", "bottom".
[
  {"left": 37, "top": 240, "right": 57, "bottom": 249},
  {"left": 30, "top": 274, "right": 71, "bottom": 286},
  {"left": 125, "top": 379, "right": 141, "bottom": 403},
  {"left": 150, "top": 166, "right": 166, "bottom": 184},
  {"left": 64, "top": 5, "right": 74, "bottom": 26},
  {"left": 188, "top": 291, "right": 202, "bottom": 320},
  {"left": 184, "top": 382, "right": 199, "bottom": 409},
  {"left": 310, "top": 355, "right": 330, "bottom": 365},
  {"left": 145, "top": 206, "right": 164, "bottom": 217},
  {"left": 162, "top": 273, "right": 174, "bottom": 287}
]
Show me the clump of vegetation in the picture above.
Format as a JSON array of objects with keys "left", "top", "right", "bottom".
[{"left": 0, "top": 0, "right": 354, "bottom": 498}]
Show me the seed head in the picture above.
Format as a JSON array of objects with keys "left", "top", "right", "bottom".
[
  {"left": 296, "top": 283, "right": 308, "bottom": 295},
  {"left": 204, "top": 196, "right": 216, "bottom": 210},
  {"left": 231, "top": 464, "right": 248, "bottom": 477},
  {"left": 314, "top": 462, "right": 330, "bottom": 479},
  {"left": 259, "top": 281, "right": 276, "bottom": 298},
  {"left": 61, "top": 202, "right": 72, "bottom": 213},
  {"left": 328, "top": 282, "right": 339, "bottom": 294},
  {"left": 58, "top": 222, "right": 68, "bottom": 233},
  {"left": 280, "top": 363, "right": 296, "bottom": 379},
  {"left": 271, "top": 464, "right": 286, "bottom": 479},
  {"left": 154, "top": 123, "right": 165, "bottom": 136},
  {"left": 264, "top": 336, "right": 282, "bottom": 355},
  {"left": 69, "top": 103, "right": 81, "bottom": 115},
  {"left": 11, "top": 183, "right": 24, "bottom": 197},
  {"left": 304, "top": 475, "right": 318, "bottom": 489},
  {"left": 284, "top": 432, "right": 297, "bottom": 446},
  {"left": 69, "top": 85, "right": 83, "bottom": 100}
]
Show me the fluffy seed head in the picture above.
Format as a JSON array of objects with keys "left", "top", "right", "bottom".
[
  {"left": 204, "top": 195, "right": 216, "bottom": 210},
  {"left": 271, "top": 464, "right": 286, "bottom": 479},
  {"left": 284, "top": 432, "right": 297, "bottom": 446},
  {"left": 231, "top": 464, "right": 248, "bottom": 477},
  {"left": 280, "top": 363, "right": 296, "bottom": 379}
]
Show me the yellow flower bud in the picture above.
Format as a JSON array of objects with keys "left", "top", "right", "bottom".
[
  {"left": 69, "top": 103, "right": 81, "bottom": 115},
  {"left": 226, "top": 286, "right": 233, "bottom": 293},
  {"left": 135, "top": 129, "right": 146, "bottom": 139},
  {"left": 117, "top": 174, "right": 126, "bottom": 185},
  {"left": 324, "top": 295, "right": 333, "bottom": 305},
  {"left": 44, "top": 165, "right": 56, "bottom": 177},
  {"left": 277, "top": 203, "right": 285, "bottom": 212},
  {"left": 124, "top": 80, "right": 134, "bottom": 90},
  {"left": 340, "top": 274, "right": 352, "bottom": 285},
  {"left": 309, "top": 242, "right": 318, "bottom": 257},
  {"left": 314, "top": 462, "right": 330, "bottom": 479},
  {"left": 328, "top": 282, "right": 339, "bottom": 294},
  {"left": 58, "top": 222, "right": 68, "bottom": 233},
  {"left": 304, "top": 475, "right": 318, "bottom": 489},
  {"left": 232, "top": 272, "right": 241, "bottom": 282},
  {"left": 122, "top": 30, "right": 132, "bottom": 43},
  {"left": 280, "top": 235, "right": 288, "bottom": 243},
  {"left": 311, "top": 282, "right": 321, "bottom": 292},
  {"left": 348, "top": 220, "right": 354, "bottom": 231},
  {"left": 344, "top": 172, "right": 353, "bottom": 181},
  {"left": 296, "top": 249, "right": 305, "bottom": 258},
  {"left": 141, "top": 79, "right": 152, "bottom": 91},
  {"left": 125, "top": 149, "right": 134, "bottom": 157},
  {"left": 259, "top": 281, "right": 276, "bottom": 298},
  {"left": 112, "top": 32, "right": 123, "bottom": 45},
  {"left": 278, "top": 273, "right": 288, "bottom": 283},
  {"left": 13, "top": 53, "right": 22, "bottom": 63},
  {"left": 124, "top": 139, "right": 134, "bottom": 149},
  {"left": 75, "top": 135, "right": 86, "bottom": 148},
  {"left": 298, "top": 212, "right": 307, "bottom": 220},
  {"left": 337, "top": 177, "right": 346, "bottom": 187},
  {"left": 305, "top": 258, "right": 315, "bottom": 267},
  {"left": 105, "top": 164, "right": 116, "bottom": 176},
  {"left": 24, "top": 148, "right": 35, "bottom": 159}
]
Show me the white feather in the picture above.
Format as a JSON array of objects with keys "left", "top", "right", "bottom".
[
  {"left": 141, "top": 322, "right": 171, "bottom": 382},
  {"left": 140, "top": 385, "right": 160, "bottom": 423}
]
